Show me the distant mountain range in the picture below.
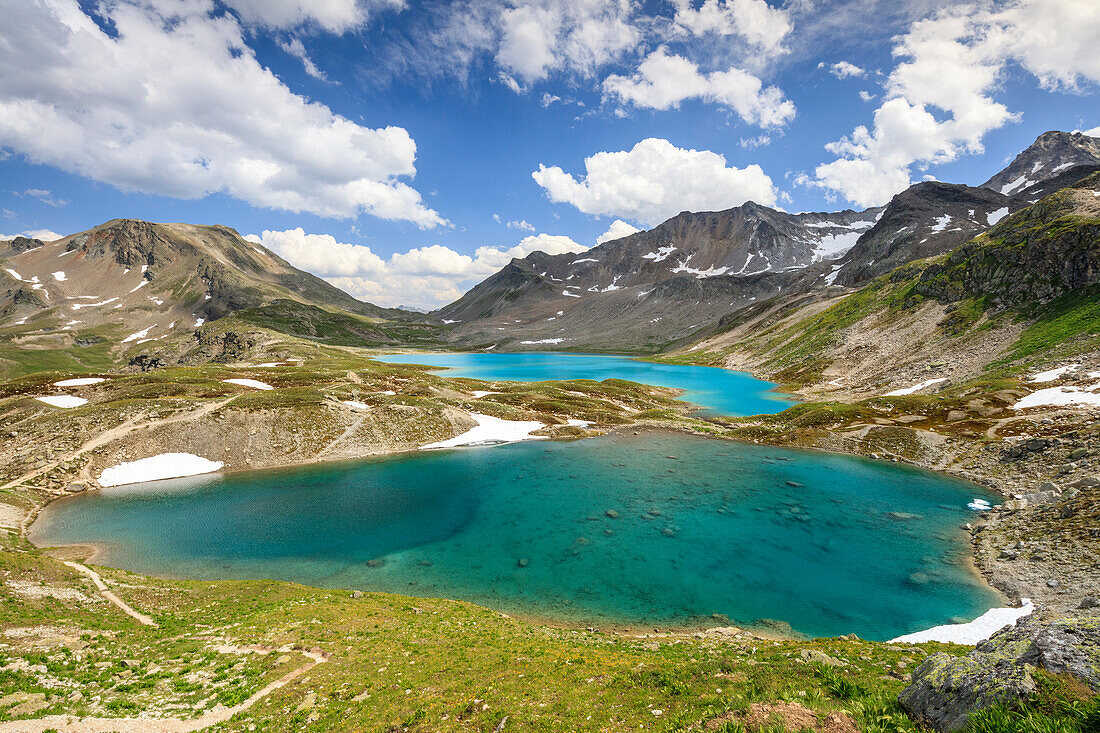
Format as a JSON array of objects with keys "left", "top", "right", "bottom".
[
  {"left": 2, "top": 130, "right": 1098, "bottom": 372},
  {"left": 439, "top": 130, "right": 1100, "bottom": 352}
]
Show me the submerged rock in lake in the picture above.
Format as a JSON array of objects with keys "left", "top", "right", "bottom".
[{"left": 899, "top": 616, "right": 1100, "bottom": 730}]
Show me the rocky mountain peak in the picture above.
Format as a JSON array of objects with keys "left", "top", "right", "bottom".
[
  {"left": 982, "top": 130, "right": 1100, "bottom": 196},
  {"left": 831, "top": 181, "right": 1011, "bottom": 287}
]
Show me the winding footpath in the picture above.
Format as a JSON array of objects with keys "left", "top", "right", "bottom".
[
  {"left": 62, "top": 561, "right": 157, "bottom": 627},
  {"left": 0, "top": 648, "right": 327, "bottom": 732},
  {"left": 0, "top": 560, "right": 330, "bottom": 732}
]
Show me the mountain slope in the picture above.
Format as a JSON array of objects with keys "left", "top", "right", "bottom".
[
  {"left": 438, "top": 203, "right": 880, "bottom": 350},
  {"left": 441, "top": 130, "right": 1100, "bottom": 353},
  {"left": 830, "top": 182, "right": 1014, "bottom": 286},
  {"left": 684, "top": 170, "right": 1100, "bottom": 397},
  {"left": 0, "top": 219, "right": 443, "bottom": 375}
]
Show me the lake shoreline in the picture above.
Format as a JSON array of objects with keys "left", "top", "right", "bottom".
[{"left": 29, "top": 424, "right": 1007, "bottom": 643}]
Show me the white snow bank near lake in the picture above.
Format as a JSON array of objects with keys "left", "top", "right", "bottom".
[
  {"left": 890, "top": 599, "right": 1033, "bottom": 645},
  {"left": 566, "top": 418, "right": 592, "bottom": 427},
  {"left": 1029, "top": 364, "right": 1078, "bottom": 382},
  {"left": 341, "top": 400, "right": 369, "bottom": 410},
  {"left": 222, "top": 378, "right": 273, "bottom": 390},
  {"left": 968, "top": 498, "right": 992, "bottom": 511},
  {"left": 1014, "top": 386, "right": 1100, "bottom": 410},
  {"left": 422, "top": 413, "right": 546, "bottom": 450},
  {"left": 98, "top": 453, "right": 224, "bottom": 487},
  {"left": 884, "top": 378, "right": 946, "bottom": 396},
  {"left": 471, "top": 391, "right": 498, "bottom": 398},
  {"left": 53, "top": 377, "right": 106, "bottom": 387},
  {"left": 36, "top": 395, "right": 88, "bottom": 408}
]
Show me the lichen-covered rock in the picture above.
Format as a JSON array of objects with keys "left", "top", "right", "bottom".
[
  {"left": 898, "top": 616, "right": 1100, "bottom": 731},
  {"left": 1031, "top": 618, "right": 1100, "bottom": 687},
  {"left": 898, "top": 636, "right": 1036, "bottom": 730}
]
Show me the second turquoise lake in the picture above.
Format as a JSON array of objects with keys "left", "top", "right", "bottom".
[{"left": 371, "top": 352, "right": 793, "bottom": 417}]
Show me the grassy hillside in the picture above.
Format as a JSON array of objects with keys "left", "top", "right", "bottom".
[
  {"left": 675, "top": 174, "right": 1100, "bottom": 394},
  {"left": 0, "top": 220, "right": 444, "bottom": 379},
  {"left": 229, "top": 299, "right": 450, "bottom": 348}
]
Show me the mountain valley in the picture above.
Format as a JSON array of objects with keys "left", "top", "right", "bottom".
[{"left": 1, "top": 131, "right": 1099, "bottom": 733}]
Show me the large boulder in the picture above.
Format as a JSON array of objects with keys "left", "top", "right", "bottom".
[{"left": 898, "top": 617, "right": 1100, "bottom": 731}]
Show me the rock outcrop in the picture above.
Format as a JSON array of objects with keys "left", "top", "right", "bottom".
[
  {"left": 914, "top": 173, "right": 1100, "bottom": 310},
  {"left": 0, "top": 235, "right": 46, "bottom": 255},
  {"left": 898, "top": 617, "right": 1100, "bottom": 731}
]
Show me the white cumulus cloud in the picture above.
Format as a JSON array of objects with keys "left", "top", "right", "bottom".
[
  {"left": 602, "top": 48, "right": 795, "bottom": 127},
  {"left": 824, "top": 61, "right": 865, "bottom": 79},
  {"left": 250, "top": 229, "right": 587, "bottom": 309},
  {"left": 496, "top": 0, "right": 641, "bottom": 84},
  {"left": 0, "top": 1, "right": 444, "bottom": 227},
  {"left": 807, "top": 0, "right": 1100, "bottom": 207},
  {"left": 532, "top": 137, "right": 778, "bottom": 226},
  {"left": 1, "top": 229, "right": 65, "bottom": 242},
  {"left": 596, "top": 219, "right": 642, "bottom": 244},
  {"left": 669, "top": 0, "right": 791, "bottom": 53}
]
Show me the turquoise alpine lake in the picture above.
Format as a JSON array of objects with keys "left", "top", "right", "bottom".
[
  {"left": 371, "top": 352, "right": 793, "bottom": 416},
  {"left": 32, "top": 432, "right": 1000, "bottom": 641}
]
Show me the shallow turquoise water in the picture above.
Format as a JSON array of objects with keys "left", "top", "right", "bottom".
[
  {"left": 32, "top": 432, "right": 999, "bottom": 640},
  {"left": 371, "top": 352, "right": 793, "bottom": 417}
]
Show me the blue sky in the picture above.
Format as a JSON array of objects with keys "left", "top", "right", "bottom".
[{"left": 2, "top": 0, "right": 1098, "bottom": 308}]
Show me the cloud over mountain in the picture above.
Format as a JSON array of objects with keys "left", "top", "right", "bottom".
[
  {"left": 532, "top": 137, "right": 778, "bottom": 226},
  {"left": 806, "top": 0, "right": 1100, "bottom": 208},
  {"left": 249, "top": 229, "right": 587, "bottom": 309}
]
